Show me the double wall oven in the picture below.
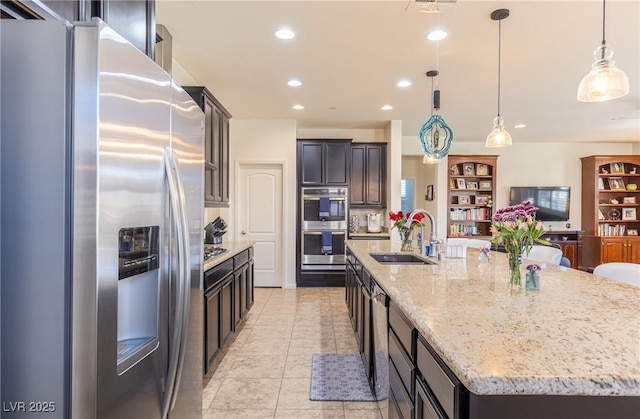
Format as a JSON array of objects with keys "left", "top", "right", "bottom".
[{"left": 300, "top": 187, "right": 348, "bottom": 271}]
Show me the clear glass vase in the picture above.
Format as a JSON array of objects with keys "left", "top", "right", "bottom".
[
  {"left": 399, "top": 228, "right": 414, "bottom": 252},
  {"left": 506, "top": 250, "right": 523, "bottom": 288}
]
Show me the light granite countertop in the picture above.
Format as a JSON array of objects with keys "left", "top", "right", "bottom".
[
  {"left": 346, "top": 239, "right": 640, "bottom": 397},
  {"left": 203, "top": 241, "right": 254, "bottom": 272}
]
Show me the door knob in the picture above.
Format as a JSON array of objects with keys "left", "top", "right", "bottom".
[{"left": 241, "top": 231, "right": 247, "bottom": 235}]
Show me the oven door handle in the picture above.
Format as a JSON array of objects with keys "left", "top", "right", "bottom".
[
  {"left": 302, "top": 197, "right": 346, "bottom": 201},
  {"left": 302, "top": 231, "right": 346, "bottom": 236}
]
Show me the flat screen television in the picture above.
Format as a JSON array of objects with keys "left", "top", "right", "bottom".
[{"left": 509, "top": 186, "right": 571, "bottom": 221}]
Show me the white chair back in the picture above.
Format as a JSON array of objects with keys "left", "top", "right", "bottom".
[
  {"left": 525, "top": 245, "right": 563, "bottom": 265},
  {"left": 592, "top": 263, "right": 640, "bottom": 287}
]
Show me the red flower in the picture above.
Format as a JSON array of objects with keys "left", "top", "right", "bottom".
[
  {"left": 388, "top": 210, "right": 424, "bottom": 231},
  {"left": 388, "top": 211, "right": 403, "bottom": 222}
]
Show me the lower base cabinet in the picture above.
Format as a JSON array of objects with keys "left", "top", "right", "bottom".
[
  {"left": 204, "top": 246, "right": 254, "bottom": 374},
  {"left": 583, "top": 235, "right": 640, "bottom": 268},
  {"left": 221, "top": 277, "right": 233, "bottom": 346},
  {"left": 415, "top": 376, "right": 446, "bottom": 419},
  {"left": 204, "top": 284, "right": 222, "bottom": 367},
  {"left": 346, "top": 250, "right": 374, "bottom": 388}
]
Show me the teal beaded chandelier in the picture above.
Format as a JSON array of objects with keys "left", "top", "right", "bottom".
[{"left": 418, "top": 70, "right": 453, "bottom": 162}]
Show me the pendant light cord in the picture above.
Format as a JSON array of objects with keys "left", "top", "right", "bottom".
[
  {"left": 601, "top": 0, "right": 607, "bottom": 59},
  {"left": 497, "top": 19, "right": 502, "bottom": 118},
  {"left": 430, "top": 76, "right": 434, "bottom": 117}
]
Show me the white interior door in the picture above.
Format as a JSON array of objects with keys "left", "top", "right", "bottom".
[{"left": 237, "top": 163, "right": 283, "bottom": 287}]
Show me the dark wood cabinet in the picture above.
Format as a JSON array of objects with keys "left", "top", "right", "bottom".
[
  {"left": 346, "top": 250, "right": 374, "bottom": 387},
  {"left": 233, "top": 254, "right": 250, "bottom": 329},
  {"left": 1, "top": 0, "right": 156, "bottom": 58},
  {"left": 415, "top": 376, "right": 447, "bottom": 419},
  {"left": 185, "top": 86, "right": 231, "bottom": 207},
  {"left": 297, "top": 139, "right": 351, "bottom": 186},
  {"left": 203, "top": 247, "right": 254, "bottom": 374},
  {"left": 220, "top": 276, "right": 233, "bottom": 347},
  {"left": 204, "top": 284, "right": 221, "bottom": 370},
  {"left": 90, "top": 0, "right": 155, "bottom": 57},
  {"left": 350, "top": 143, "right": 386, "bottom": 207},
  {"left": 203, "top": 258, "right": 233, "bottom": 372},
  {"left": 540, "top": 231, "right": 583, "bottom": 270}
]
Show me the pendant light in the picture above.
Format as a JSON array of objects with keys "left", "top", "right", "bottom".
[
  {"left": 577, "top": 0, "right": 629, "bottom": 102},
  {"left": 419, "top": 71, "right": 454, "bottom": 163},
  {"left": 485, "top": 9, "right": 512, "bottom": 148}
]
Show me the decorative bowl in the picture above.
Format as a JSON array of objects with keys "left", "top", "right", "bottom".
[{"left": 627, "top": 183, "right": 638, "bottom": 191}]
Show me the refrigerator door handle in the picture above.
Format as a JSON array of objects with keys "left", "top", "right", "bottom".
[
  {"left": 168, "top": 147, "right": 192, "bottom": 411},
  {"left": 161, "top": 147, "right": 188, "bottom": 419}
]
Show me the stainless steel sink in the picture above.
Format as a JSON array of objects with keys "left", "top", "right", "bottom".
[{"left": 369, "top": 253, "right": 436, "bottom": 265}]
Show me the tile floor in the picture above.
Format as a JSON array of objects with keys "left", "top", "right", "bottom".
[{"left": 202, "top": 287, "right": 383, "bottom": 419}]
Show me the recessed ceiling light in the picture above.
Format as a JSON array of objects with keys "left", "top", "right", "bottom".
[
  {"left": 381, "top": 105, "right": 393, "bottom": 111},
  {"left": 514, "top": 124, "right": 527, "bottom": 129},
  {"left": 287, "top": 79, "right": 302, "bottom": 87},
  {"left": 292, "top": 104, "right": 304, "bottom": 110},
  {"left": 275, "top": 28, "right": 295, "bottom": 40},
  {"left": 396, "top": 80, "right": 412, "bottom": 88},
  {"left": 427, "top": 30, "right": 448, "bottom": 41}
]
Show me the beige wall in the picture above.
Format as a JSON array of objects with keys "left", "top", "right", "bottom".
[
  {"left": 227, "top": 119, "right": 298, "bottom": 288},
  {"left": 403, "top": 137, "right": 637, "bottom": 236}
]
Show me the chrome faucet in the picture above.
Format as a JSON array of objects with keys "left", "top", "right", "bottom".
[{"left": 404, "top": 209, "right": 438, "bottom": 257}]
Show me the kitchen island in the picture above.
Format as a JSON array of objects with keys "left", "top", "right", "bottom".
[{"left": 345, "top": 239, "right": 639, "bottom": 418}]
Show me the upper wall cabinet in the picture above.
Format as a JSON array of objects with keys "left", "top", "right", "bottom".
[
  {"left": 185, "top": 86, "right": 232, "bottom": 208},
  {"left": 350, "top": 143, "right": 386, "bottom": 207},
  {"left": 297, "top": 140, "right": 351, "bottom": 186},
  {"left": 1, "top": 0, "right": 156, "bottom": 59},
  {"left": 90, "top": 0, "right": 156, "bottom": 58}
]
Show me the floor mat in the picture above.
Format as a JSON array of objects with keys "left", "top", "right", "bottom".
[{"left": 309, "top": 353, "right": 376, "bottom": 401}]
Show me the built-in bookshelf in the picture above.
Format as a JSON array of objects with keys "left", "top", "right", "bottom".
[
  {"left": 447, "top": 155, "right": 498, "bottom": 239},
  {"left": 581, "top": 155, "right": 640, "bottom": 268}
]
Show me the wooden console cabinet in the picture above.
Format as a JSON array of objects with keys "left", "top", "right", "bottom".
[{"left": 540, "top": 230, "right": 583, "bottom": 270}]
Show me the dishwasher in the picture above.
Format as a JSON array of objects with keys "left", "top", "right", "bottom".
[{"left": 372, "top": 281, "right": 389, "bottom": 418}]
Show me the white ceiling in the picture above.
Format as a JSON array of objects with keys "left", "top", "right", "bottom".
[{"left": 156, "top": 0, "right": 640, "bottom": 144}]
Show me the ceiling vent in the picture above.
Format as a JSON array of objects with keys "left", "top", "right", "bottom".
[{"left": 405, "top": 0, "right": 457, "bottom": 13}]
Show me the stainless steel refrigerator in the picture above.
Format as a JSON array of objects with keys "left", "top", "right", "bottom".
[{"left": 1, "top": 19, "right": 204, "bottom": 418}]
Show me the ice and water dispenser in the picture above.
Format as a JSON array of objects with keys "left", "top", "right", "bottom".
[{"left": 116, "top": 226, "right": 160, "bottom": 374}]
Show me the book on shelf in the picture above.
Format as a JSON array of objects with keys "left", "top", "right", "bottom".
[
  {"left": 449, "top": 207, "right": 491, "bottom": 221},
  {"left": 598, "top": 224, "right": 626, "bottom": 236},
  {"left": 449, "top": 223, "right": 481, "bottom": 236}
]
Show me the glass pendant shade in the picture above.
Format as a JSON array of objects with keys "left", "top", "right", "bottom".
[
  {"left": 418, "top": 114, "right": 454, "bottom": 160},
  {"left": 577, "top": 44, "right": 630, "bottom": 102},
  {"left": 423, "top": 154, "right": 440, "bottom": 164},
  {"left": 485, "top": 116, "right": 512, "bottom": 147}
]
